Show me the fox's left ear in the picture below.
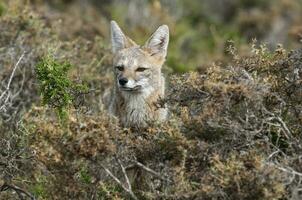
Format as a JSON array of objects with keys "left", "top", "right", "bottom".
[
  {"left": 111, "top": 20, "right": 136, "bottom": 53},
  {"left": 144, "top": 25, "right": 169, "bottom": 58}
]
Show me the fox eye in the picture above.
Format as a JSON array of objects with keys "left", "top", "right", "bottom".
[
  {"left": 136, "top": 67, "right": 148, "bottom": 72},
  {"left": 115, "top": 65, "right": 124, "bottom": 71}
]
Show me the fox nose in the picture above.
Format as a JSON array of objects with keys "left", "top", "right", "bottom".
[{"left": 119, "top": 78, "right": 128, "bottom": 86}]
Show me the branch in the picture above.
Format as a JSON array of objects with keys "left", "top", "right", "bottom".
[
  {"left": 275, "top": 116, "right": 292, "bottom": 139},
  {"left": 117, "top": 158, "right": 133, "bottom": 194},
  {"left": 266, "top": 161, "right": 302, "bottom": 186},
  {"left": 0, "top": 52, "right": 25, "bottom": 111},
  {"left": 6, "top": 52, "right": 25, "bottom": 91},
  {"left": 266, "top": 150, "right": 280, "bottom": 161},
  {"left": 132, "top": 160, "right": 173, "bottom": 183},
  {"left": 100, "top": 164, "right": 138, "bottom": 200},
  {"left": 273, "top": 165, "right": 302, "bottom": 177},
  {"left": 0, "top": 183, "right": 35, "bottom": 200}
]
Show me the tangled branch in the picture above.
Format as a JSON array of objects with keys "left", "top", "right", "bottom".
[
  {"left": 101, "top": 159, "right": 138, "bottom": 200},
  {"left": 0, "top": 52, "right": 25, "bottom": 112},
  {"left": 0, "top": 182, "right": 35, "bottom": 200}
]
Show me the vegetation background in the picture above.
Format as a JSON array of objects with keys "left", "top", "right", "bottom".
[{"left": 0, "top": 0, "right": 301, "bottom": 199}]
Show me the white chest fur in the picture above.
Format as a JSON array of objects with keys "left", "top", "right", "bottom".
[{"left": 121, "top": 94, "right": 151, "bottom": 128}]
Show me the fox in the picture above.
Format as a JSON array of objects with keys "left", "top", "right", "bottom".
[{"left": 104, "top": 20, "right": 169, "bottom": 128}]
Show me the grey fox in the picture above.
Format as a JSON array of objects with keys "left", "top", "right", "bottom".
[{"left": 105, "top": 20, "right": 169, "bottom": 128}]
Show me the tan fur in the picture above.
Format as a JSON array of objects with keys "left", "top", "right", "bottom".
[{"left": 105, "top": 21, "right": 169, "bottom": 128}]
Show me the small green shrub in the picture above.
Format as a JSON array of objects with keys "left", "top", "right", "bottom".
[
  {"left": 35, "top": 54, "right": 88, "bottom": 122},
  {"left": 31, "top": 175, "right": 49, "bottom": 199},
  {"left": 79, "top": 165, "right": 92, "bottom": 184}
]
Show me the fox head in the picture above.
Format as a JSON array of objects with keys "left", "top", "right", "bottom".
[{"left": 110, "top": 21, "right": 169, "bottom": 97}]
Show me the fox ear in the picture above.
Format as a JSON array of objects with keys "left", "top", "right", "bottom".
[
  {"left": 111, "top": 21, "right": 127, "bottom": 53},
  {"left": 144, "top": 25, "right": 169, "bottom": 58},
  {"left": 111, "top": 21, "right": 136, "bottom": 53}
]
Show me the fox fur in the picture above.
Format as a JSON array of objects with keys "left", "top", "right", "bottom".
[{"left": 104, "top": 21, "right": 169, "bottom": 128}]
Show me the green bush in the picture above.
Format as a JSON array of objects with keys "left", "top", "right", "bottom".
[{"left": 36, "top": 55, "right": 88, "bottom": 122}]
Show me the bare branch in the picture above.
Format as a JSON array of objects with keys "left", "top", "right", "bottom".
[
  {"left": 117, "top": 158, "right": 133, "bottom": 193},
  {"left": 0, "top": 52, "right": 25, "bottom": 112},
  {"left": 276, "top": 116, "right": 292, "bottom": 138},
  {"left": 6, "top": 52, "right": 25, "bottom": 91},
  {"left": 274, "top": 165, "right": 302, "bottom": 177},
  {"left": 266, "top": 150, "right": 280, "bottom": 161},
  {"left": 0, "top": 182, "right": 36, "bottom": 200},
  {"left": 132, "top": 160, "right": 173, "bottom": 183},
  {"left": 100, "top": 164, "right": 138, "bottom": 200}
]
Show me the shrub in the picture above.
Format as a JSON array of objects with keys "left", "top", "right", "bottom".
[
  {"left": 36, "top": 55, "right": 88, "bottom": 122},
  {"left": 200, "top": 152, "right": 285, "bottom": 200}
]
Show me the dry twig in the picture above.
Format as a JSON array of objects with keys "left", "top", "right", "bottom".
[
  {"left": 131, "top": 160, "right": 173, "bottom": 183},
  {"left": 0, "top": 182, "right": 36, "bottom": 200},
  {"left": 0, "top": 52, "right": 25, "bottom": 112},
  {"left": 101, "top": 161, "right": 138, "bottom": 200}
]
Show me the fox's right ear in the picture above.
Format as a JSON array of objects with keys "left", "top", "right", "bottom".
[
  {"left": 111, "top": 21, "right": 136, "bottom": 53},
  {"left": 144, "top": 25, "right": 169, "bottom": 59}
]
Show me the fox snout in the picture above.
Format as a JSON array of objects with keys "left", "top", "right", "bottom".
[
  {"left": 117, "top": 75, "right": 144, "bottom": 92},
  {"left": 118, "top": 77, "right": 128, "bottom": 86}
]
